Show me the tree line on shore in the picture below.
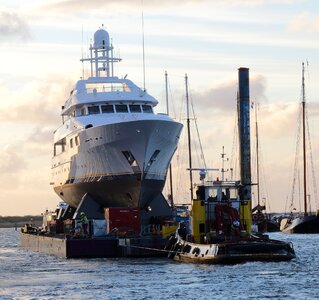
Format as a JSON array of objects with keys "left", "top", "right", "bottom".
[{"left": 0, "top": 215, "right": 42, "bottom": 228}]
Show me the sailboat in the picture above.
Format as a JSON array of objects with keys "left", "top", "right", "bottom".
[
  {"left": 281, "top": 62, "right": 319, "bottom": 234},
  {"left": 251, "top": 103, "right": 279, "bottom": 233}
]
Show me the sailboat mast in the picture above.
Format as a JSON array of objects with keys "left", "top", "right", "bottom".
[
  {"left": 302, "top": 62, "right": 308, "bottom": 216},
  {"left": 185, "top": 74, "right": 194, "bottom": 201},
  {"left": 165, "top": 71, "right": 174, "bottom": 207},
  {"left": 255, "top": 103, "right": 260, "bottom": 207}
]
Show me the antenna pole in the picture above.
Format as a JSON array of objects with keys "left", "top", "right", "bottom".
[
  {"left": 165, "top": 71, "right": 174, "bottom": 207},
  {"left": 185, "top": 74, "right": 194, "bottom": 201},
  {"left": 141, "top": 0, "right": 146, "bottom": 90},
  {"left": 302, "top": 62, "right": 307, "bottom": 216},
  {"left": 81, "top": 25, "right": 84, "bottom": 78}
]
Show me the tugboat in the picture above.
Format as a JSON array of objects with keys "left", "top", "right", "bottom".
[
  {"left": 165, "top": 67, "right": 295, "bottom": 264},
  {"left": 166, "top": 176, "right": 295, "bottom": 264}
]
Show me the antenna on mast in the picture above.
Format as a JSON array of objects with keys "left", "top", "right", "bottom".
[
  {"left": 141, "top": 0, "right": 146, "bottom": 91},
  {"left": 81, "top": 24, "right": 84, "bottom": 79}
]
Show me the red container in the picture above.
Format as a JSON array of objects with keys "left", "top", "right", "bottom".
[{"left": 105, "top": 208, "right": 140, "bottom": 235}]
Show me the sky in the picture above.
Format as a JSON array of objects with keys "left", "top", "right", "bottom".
[{"left": 1, "top": 0, "right": 319, "bottom": 216}]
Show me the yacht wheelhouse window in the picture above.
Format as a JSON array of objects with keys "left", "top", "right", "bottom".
[
  {"left": 88, "top": 105, "right": 100, "bottom": 114},
  {"left": 129, "top": 104, "right": 142, "bottom": 113},
  {"left": 142, "top": 105, "right": 153, "bottom": 113},
  {"left": 101, "top": 104, "right": 114, "bottom": 113},
  {"left": 86, "top": 82, "right": 131, "bottom": 93},
  {"left": 115, "top": 104, "right": 128, "bottom": 113}
]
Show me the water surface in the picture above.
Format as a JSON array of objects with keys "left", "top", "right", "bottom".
[{"left": 1, "top": 228, "right": 318, "bottom": 299}]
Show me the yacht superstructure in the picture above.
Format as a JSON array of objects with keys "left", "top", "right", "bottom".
[{"left": 51, "top": 27, "right": 183, "bottom": 209}]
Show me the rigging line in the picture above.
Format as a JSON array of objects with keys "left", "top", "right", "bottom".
[
  {"left": 168, "top": 78, "right": 177, "bottom": 119},
  {"left": 189, "top": 90, "right": 207, "bottom": 170},
  {"left": 286, "top": 102, "right": 302, "bottom": 213},
  {"left": 305, "top": 109, "right": 319, "bottom": 210},
  {"left": 178, "top": 91, "right": 185, "bottom": 123},
  {"left": 259, "top": 138, "right": 272, "bottom": 212},
  {"left": 292, "top": 104, "right": 302, "bottom": 206}
]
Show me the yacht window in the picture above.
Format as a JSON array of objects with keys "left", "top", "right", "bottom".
[
  {"left": 101, "top": 105, "right": 114, "bottom": 113},
  {"left": 80, "top": 107, "right": 87, "bottom": 115},
  {"left": 142, "top": 105, "right": 153, "bottom": 113},
  {"left": 129, "top": 104, "right": 142, "bottom": 113},
  {"left": 54, "top": 138, "right": 66, "bottom": 156},
  {"left": 115, "top": 104, "right": 128, "bottom": 113},
  {"left": 88, "top": 106, "right": 100, "bottom": 114}
]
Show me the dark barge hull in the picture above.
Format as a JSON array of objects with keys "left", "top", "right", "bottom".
[
  {"left": 282, "top": 215, "right": 319, "bottom": 234},
  {"left": 20, "top": 232, "right": 167, "bottom": 258}
]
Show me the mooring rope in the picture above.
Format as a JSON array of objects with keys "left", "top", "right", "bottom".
[{"left": 123, "top": 244, "right": 172, "bottom": 253}]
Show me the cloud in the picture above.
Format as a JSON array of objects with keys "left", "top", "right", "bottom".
[
  {"left": 0, "top": 144, "right": 27, "bottom": 174},
  {"left": 190, "top": 74, "right": 266, "bottom": 114},
  {"left": 0, "top": 11, "right": 31, "bottom": 41},
  {"left": 287, "top": 12, "right": 319, "bottom": 33},
  {"left": 0, "top": 76, "right": 73, "bottom": 126},
  {"left": 39, "top": 0, "right": 295, "bottom": 14}
]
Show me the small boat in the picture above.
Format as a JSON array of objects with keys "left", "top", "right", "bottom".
[
  {"left": 165, "top": 67, "right": 295, "bottom": 264},
  {"left": 281, "top": 62, "right": 319, "bottom": 234},
  {"left": 165, "top": 179, "right": 295, "bottom": 264}
]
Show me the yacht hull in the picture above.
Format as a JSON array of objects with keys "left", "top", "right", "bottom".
[{"left": 52, "top": 119, "right": 182, "bottom": 209}]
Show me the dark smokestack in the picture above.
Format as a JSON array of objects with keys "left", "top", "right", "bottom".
[{"left": 238, "top": 67, "right": 251, "bottom": 201}]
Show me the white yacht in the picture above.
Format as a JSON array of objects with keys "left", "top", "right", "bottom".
[{"left": 51, "top": 27, "right": 183, "bottom": 209}]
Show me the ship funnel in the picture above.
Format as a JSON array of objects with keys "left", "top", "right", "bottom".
[{"left": 238, "top": 67, "right": 252, "bottom": 233}]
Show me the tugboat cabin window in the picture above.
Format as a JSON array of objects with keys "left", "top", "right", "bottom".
[
  {"left": 88, "top": 106, "right": 100, "bottom": 114},
  {"left": 101, "top": 105, "right": 114, "bottom": 113},
  {"left": 142, "top": 105, "right": 153, "bottom": 113},
  {"left": 129, "top": 104, "right": 142, "bottom": 113},
  {"left": 115, "top": 104, "right": 128, "bottom": 113}
]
